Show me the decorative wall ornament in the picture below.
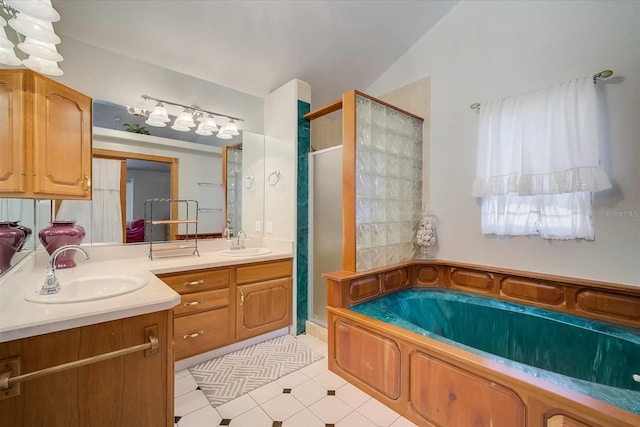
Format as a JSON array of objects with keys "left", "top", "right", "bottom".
[{"left": 416, "top": 209, "right": 437, "bottom": 259}]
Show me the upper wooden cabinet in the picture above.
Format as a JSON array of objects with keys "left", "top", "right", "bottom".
[{"left": 0, "top": 69, "right": 92, "bottom": 199}]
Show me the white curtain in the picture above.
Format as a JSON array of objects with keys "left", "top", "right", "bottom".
[
  {"left": 57, "top": 158, "right": 123, "bottom": 244},
  {"left": 474, "top": 76, "right": 611, "bottom": 240},
  {"left": 481, "top": 192, "right": 594, "bottom": 240}
]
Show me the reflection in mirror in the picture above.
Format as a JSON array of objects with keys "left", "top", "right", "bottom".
[
  {"left": 224, "top": 145, "right": 242, "bottom": 236},
  {"left": 0, "top": 199, "right": 35, "bottom": 275},
  {"left": 1, "top": 100, "right": 265, "bottom": 278},
  {"left": 240, "top": 132, "right": 266, "bottom": 237}
]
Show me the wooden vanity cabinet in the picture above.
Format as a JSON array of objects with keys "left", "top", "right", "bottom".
[
  {"left": 0, "top": 69, "right": 92, "bottom": 199},
  {"left": 0, "top": 310, "right": 174, "bottom": 427},
  {"left": 158, "top": 267, "right": 233, "bottom": 361},
  {"left": 157, "top": 258, "right": 293, "bottom": 361},
  {"left": 236, "top": 260, "right": 293, "bottom": 341}
]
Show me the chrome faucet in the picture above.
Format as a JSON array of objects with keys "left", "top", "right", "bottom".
[
  {"left": 40, "top": 245, "right": 90, "bottom": 295},
  {"left": 230, "top": 230, "right": 246, "bottom": 250}
]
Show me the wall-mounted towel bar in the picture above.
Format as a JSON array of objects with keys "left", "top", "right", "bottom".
[{"left": 0, "top": 326, "right": 159, "bottom": 395}]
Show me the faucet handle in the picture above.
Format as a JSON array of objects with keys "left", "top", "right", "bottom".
[
  {"left": 223, "top": 228, "right": 232, "bottom": 240},
  {"left": 41, "top": 269, "right": 61, "bottom": 295}
]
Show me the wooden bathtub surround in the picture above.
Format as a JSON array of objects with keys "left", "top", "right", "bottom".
[
  {"left": 324, "top": 261, "right": 640, "bottom": 427},
  {"left": 324, "top": 259, "right": 640, "bottom": 328}
]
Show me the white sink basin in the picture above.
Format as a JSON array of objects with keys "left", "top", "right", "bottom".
[
  {"left": 219, "top": 247, "right": 272, "bottom": 257},
  {"left": 25, "top": 275, "right": 147, "bottom": 304}
]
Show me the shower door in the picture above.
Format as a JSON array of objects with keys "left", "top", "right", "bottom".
[{"left": 310, "top": 146, "right": 343, "bottom": 325}]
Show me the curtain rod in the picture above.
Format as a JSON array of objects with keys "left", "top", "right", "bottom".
[{"left": 469, "top": 69, "right": 614, "bottom": 110}]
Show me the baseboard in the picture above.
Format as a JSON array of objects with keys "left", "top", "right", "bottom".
[{"left": 304, "top": 320, "right": 327, "bottom": 343}]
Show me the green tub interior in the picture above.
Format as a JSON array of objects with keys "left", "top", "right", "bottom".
[{"left": 350, "top": 287, "right": 640, "bottom": 415}]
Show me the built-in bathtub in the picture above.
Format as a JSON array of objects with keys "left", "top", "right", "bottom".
[
  {"left": 325, "top": 261, "right": 640, "bottom": 427},
  {"left": 351, "top": 288, "right": 640, "bottom": 412}
]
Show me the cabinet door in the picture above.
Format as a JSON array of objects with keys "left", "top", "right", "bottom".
[
  {"left": 31, "top": 75, "right": 92, "bottom": 199},
  {"left": 236, "top": 277, "right": 292, "bottom": 341},
  {"left": 0, "top": 71, "right": 26, "bottom": 193},
  {"left": 0, "top": 311, "right": 173, "bottom": 427}
]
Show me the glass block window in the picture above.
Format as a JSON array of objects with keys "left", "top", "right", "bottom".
[{"left": 355, "top": 95, "right": 423, "bottom": 271}]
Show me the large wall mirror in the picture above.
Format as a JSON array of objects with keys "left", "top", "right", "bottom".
[{"left": 0, "top": 99, "right": 265, "bottom": 275}]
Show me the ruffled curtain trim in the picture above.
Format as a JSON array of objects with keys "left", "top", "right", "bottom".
[{"left": 473, "top": 166, "right": 611, "bottom": 197}]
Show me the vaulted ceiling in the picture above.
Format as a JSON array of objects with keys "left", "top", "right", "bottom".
[{"left": 52, "top": 0, "right": 457, "bottom": 106}]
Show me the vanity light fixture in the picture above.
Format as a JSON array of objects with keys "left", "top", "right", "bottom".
[
  {"left": 146, "top": 102, "right": 171, "bottom": 126},
  {"left": 132, "top": 94, "right": 244, "bottom": 140},
  {"left": 0, "top": 0, "right": 64, "bottom": 76}
]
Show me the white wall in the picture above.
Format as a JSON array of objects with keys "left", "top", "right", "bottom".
[
  {"left": 263, "top": 79, "right": 311, "bottom": 241},
  {"left": 55, "top": 36, "right": 265, "bottom": 134},
  {"left": 368, "top": 1, "right": 640, "bottom": 285}
]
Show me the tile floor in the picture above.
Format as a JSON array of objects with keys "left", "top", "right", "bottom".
[{"left": 174, "top": 335, "right": 417, "bottom": 427}]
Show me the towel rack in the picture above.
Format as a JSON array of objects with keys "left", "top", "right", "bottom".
[
  {"left": 0, "top": 327, "right": 159, "bottom": 393},
  {"left": 470, "top": 69, "right": 614, "bottom": 110},
  {"left": 268, "top": 170, "right": 281, "bottom": 187}
]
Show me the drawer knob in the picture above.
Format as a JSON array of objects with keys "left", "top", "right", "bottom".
[
  {"left": 183, "top": 300, "right": 203, "bottom": 307},
  {"left": 184, "top": 279, "right": 205, "bottom": 287},
  {"left": 183, "top": 330, "right": 204, "bottom": 339}
]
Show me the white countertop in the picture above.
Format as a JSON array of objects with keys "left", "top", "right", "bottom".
[{"left": 0, "top": 239, "right": 293, "bottom": 343}]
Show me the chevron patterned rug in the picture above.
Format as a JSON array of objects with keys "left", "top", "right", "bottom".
[{"left": 189, "top": 334, "right": 324, "bottom": 407}]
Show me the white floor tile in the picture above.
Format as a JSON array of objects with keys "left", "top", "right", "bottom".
[
  {"left": 276, "top": 369, "right": 310, "bottom": 388},
  {"left": 249, "top": 381, "right": 283, "bottom": 405},
  {"left": 299, "top": 359, "right": 328, "bottom": 379},
  {"left": 308, "top": 396, "right": 354, "bottom": 424},
  {"left": 174, "top": 390, "right": 210, "bottom": 417},
  {"left": 357, "top": 398, "right": 401, "bottom": 426},
  {"left": 216, "top": 393, "right": 257, "bottom": 419},
  {"left": 390, "top": 416, "right": 419, "bottom": 427},
  {"left": 175, "top": 373, "right": 199, "bottom": 398},
  {"left": 260, "top": 393, "right": 305, "bottom": 421},
  {"left": 282, "top": 408, "right": 325, "bottom": 427},
  {"left": 336, "top": 410, "right": 378, "bottom": 427},
  {"left": 177, "top": 404, "right": 222, "bottom": 427},
  {"left": 312, "top": 369, "right": 347, "bottom": 390},
  {"left": 227, "top": 406, "right": 273, "bottom": 427},
  {"left": 296, "top": 334, "right": 325, "bottom": 349},
  {"left": 173, "top": 336, "right": 415, "bottom": 427},
  {"left": 175, "top": 369, "right": 191, "bottom": 380},
  {"left": 290, "top": 379, "right": 326, "bottom": 407},
  {"left": 312, "top": 344, "right": 328, "bottom": 358},
  {"left": 335, "top": 382, "right": 371, "bottom": 409}
]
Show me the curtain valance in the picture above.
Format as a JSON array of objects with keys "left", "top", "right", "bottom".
[{"left": 473, "top": 76, "right": 611, "bottom": 197}]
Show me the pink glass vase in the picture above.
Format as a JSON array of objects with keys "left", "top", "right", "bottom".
[
  {"left": 38, "top": 220, "right": 86, "bottom": 269},
  {"left": 0, "top": 221, "right": 26, "bottom": 274}
]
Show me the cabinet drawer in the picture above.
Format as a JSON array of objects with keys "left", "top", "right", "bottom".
[
  {"left": 174, "top": 308, "right": 231, "bottom": 360},
  {"left": 174, "top": 289, "right": 229, "bottom": 317},
  {"left": 236, "top": 259, "right": 293, "bottom": 284},
  {"left": 158, "top": 268, "right": 229, "bottom": 294}
]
